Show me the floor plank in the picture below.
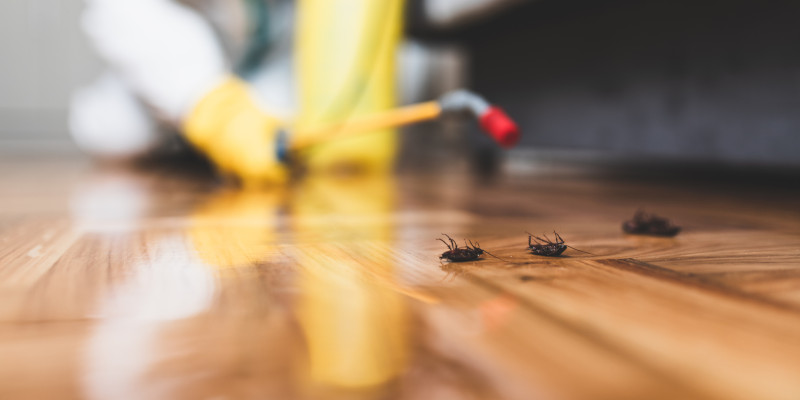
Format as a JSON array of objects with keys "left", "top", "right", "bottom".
[{"left": 1, "top": 155, "right": 799, "bottom": 399}]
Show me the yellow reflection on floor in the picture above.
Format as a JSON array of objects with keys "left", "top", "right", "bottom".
[
  {"left": 293, "top": 174, "right": 409, "bottom": 390},
  {"left": 188, "top": 188, "right": 286, "bottom": 268}
]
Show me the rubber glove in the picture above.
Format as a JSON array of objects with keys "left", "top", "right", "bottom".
[
  {"left": 83, "top": 0, "right": 287, "bottom": 184},
  {"left": 183, "top": 77, "right": 289, "bottom": 185}
]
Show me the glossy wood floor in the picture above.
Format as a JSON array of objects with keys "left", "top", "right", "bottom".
[{"left": 1, "top": 155, "right": 799, "bottom": 400}]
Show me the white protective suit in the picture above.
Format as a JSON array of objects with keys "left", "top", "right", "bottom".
[{"left": 70, "top": 0, "right": 522, "bottom": 160}]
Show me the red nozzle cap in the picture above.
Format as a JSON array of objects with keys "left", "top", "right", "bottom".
[{"left": 479, "top": 106, "right": 520, "bottom": 148}]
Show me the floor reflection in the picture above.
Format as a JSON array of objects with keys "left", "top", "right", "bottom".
[
  {"left": 188, "top": 188, "right": 287, "bottom": 268},
  {"left": 83, "top": 235, "right": 216, "bottom": 400},
  {"left": 292, "top": 174, "right": 409, "bottom": 393},
  {"left": 73, "top": 166, "right": 507, "bottom": 399}
]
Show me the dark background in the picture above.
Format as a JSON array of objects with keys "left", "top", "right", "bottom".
[{"left": 412, "top": 0, "right": 800, "bottom": 167}]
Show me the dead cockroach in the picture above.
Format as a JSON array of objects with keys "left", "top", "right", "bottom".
[
  {"left": 437, "top": 234, "right": 503, "bottom": 262},
  {"left": 526, "top": 231, "right": 592, "bottom": 257},
  {"left": 622, "top": 210, "right": 681, "bottom": 237}
]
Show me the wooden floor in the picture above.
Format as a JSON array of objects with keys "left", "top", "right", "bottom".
[{"left": 1, "top": 155, "right": 799, "bottom": 400}]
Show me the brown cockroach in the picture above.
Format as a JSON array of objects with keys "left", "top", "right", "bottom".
[
  {"left": 622, "top": 210, "right": 681, "bottom": 237},
  {"left": 437, "top": 234, "right": 503, "bottom": 262},
  {"left": 527, "top": 231, "right": 592, "bottom": 257}
]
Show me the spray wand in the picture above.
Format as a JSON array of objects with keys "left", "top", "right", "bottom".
[{"left": 276, "top": 90, "right": 520, "bottom": 162}]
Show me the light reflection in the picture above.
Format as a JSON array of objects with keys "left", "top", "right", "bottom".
[
  {"left": 83, "top": 235, "right": 216, "bottom": 400},
  {"left": 293, "top": 174, "right": 410, "bottom": 391},
  {"left": 78, "top": 171, "right": 411, "bottom": 398},
  {"left": 69, "top": 167, "right": 152, "bottom": 232}
]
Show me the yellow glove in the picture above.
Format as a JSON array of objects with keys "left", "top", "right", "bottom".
[{"left": 183, "top": 77, "right": 288, "bottom": 185}]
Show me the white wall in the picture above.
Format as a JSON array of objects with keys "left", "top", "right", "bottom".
[{"left": 0, "top": 0, "right": 100, "bottom": 151}]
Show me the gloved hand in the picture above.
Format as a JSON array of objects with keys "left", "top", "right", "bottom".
[
  {"left": 83, "top": 0, "right": 287, "bottom": 184},
  {"left": 183, "top": 77, "right": 289, "bottom": 185}
]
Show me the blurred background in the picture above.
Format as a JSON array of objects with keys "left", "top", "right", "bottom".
[
  {"left": 1, "top": 0, "right": 800, "bottom": 169},
  {"left": 0, "top": 0, "right": 98, "bottom": 152}
]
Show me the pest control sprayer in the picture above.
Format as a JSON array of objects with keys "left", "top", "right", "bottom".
[{"left": 277, "top": 90, "right": 520, "bottom": 162}]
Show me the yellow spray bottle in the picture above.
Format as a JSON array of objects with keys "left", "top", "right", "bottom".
[{"left": 295, "top": 0, "right": 405, "bottom": 172}]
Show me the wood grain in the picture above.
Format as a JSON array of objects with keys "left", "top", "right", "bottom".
[{"left": 1, "top": 155, "right": 799, "bottom": 399}]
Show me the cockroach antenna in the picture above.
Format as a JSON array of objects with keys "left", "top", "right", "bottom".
[
  {"left": 554, "top": 231, "right": 596, "bottom": 256},
  {"left": 565, "top": 244, "right": 594, "bottom": 255},
  {"left": 547, "top": 231, "right": 593, "bottom": 255},
  {"left": 481, "top": 246, "right": 508, "bottom": 262},
  {"left": 469, "top": 239, "right": 509, "bottom": 262}
]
